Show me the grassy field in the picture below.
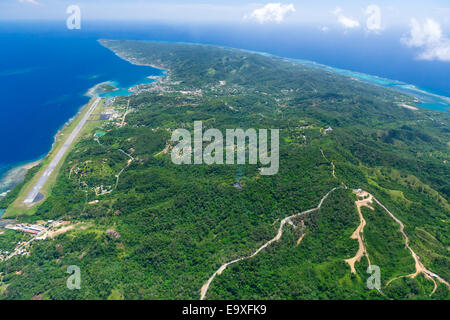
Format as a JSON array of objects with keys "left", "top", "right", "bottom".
[{"left": 4, "top": 98, "right": 106, "bottom": 218}]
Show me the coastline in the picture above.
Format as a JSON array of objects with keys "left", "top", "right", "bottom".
[
  {"left": 85, "top": 80, "right": 119, "bottom": 97},
  {"left": 227, "top": 45, "right": 450, "bottom": 113},
  {"left": 285, "top": 56, "right": 450, "bottom": 113},
  {"left": 98, "top": 39, "right": 168, "bottom": 72},
  {"left": 0, "top": 92, "right": 92, "bottom": 201},
  {"left": 252, "top": 48, "right": 450, "bottom": 112},
  {"left": 3, "top": 97, "right": 103, "bottom": 217},
  {"left": 99, "top": 39, "right": 450, "bottom": 113},
  {"left": 3, "top": 39, "right": 448, "bottom": 204},
  {"left": 0, "top": 159, "right": 42, "bottom": 200},
  {"left": 1, "top": 48, "right": 162, "bottom": 212},
  {"left": 0, "top": 41, "right": 164, "bottom": 202}
]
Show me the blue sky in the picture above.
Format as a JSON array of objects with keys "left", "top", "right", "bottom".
[
  {"left": 2, "top": 1, "right": 450, "bottom": 28},
  {"left": 2, "top": 1, "right": 450, "bottom": 62}
]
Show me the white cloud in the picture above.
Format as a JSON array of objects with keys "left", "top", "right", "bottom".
[
  {"left": 338, "top": 15, "right": 360, "bottom": 28},
  {"left": 333, "top": 7, "right": 360, "bottom": 29},
  {"left": 365, "top": 5, "right": 381, "bottom": 32},
  {"left": 245, "top": 3, "right": 295, "bottom": 24},
  {"left": 18, "top": 0, "right": 40, "bottom": 5},
  {"left": 402, "top": 18, "right": 450, "bottom": 62},
  {"left": 332, "top": 8, "right": 342, "bottom": 16}
]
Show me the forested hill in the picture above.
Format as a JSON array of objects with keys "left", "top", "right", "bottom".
[
  {"left": 102, "top": 39, "right": 416, "bottom": 118},
  {"left": 0, "top": 40, "right": 448, "bottom": 300},
  {"left": 101, "top": 40, "right": 449, "bottom": 197}
]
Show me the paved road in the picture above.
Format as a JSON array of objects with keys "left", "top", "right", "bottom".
[{"left": 24, "top": 98, "right": 102, "bottom": 204}]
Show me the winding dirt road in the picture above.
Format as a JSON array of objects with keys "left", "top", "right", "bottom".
[
  {"left": 373, "top": 196, "right": 450, "bottom": 295},
  {"left": 345, "top": 190, "right": 373, "bottom": 273},
  {"left": 200, "top": 186, "right": 343, "bottom": 300},
  {"left": 320, "top": 149, "right": 336, "bottom": 179},
  {"left": 346, "top": 190, "right": 450, "bottom": 295}
]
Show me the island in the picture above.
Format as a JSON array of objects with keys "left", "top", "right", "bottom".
[{"left": 0, "top": 41, "right": 448, "bottom": 300}]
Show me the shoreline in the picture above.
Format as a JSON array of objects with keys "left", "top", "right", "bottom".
[
  {"left": 100, "top": 39, "right": 450, "bottom": 113},
  {"left": 21, "top": 160, "right": 42, "bottom": 171},
  {"left": 0, "top": 93, "right": 94, "bottom": 201},
  {"left": 0, "top": 42, "right": 163, "bottom": 200},
  {"left": 0, "top": 159, "right": 42, "bottom": 199},
  {"left": 3, "top": 97, "right": 102, "bottom": 216},
  {"left": 98, "top": 39, "right": 168, "bottom": 73},
  {"left": 21, "top": 97, "right": 102, "bottom": 206},
  {"left": 0, "top": 46, "right": 161, "bottom": 207},
  {"left": 3, "top": 39, "right": 447, "bottom": 202},
  {"left": 284, "top": 57, "right": 450, "bottom": 113},
  {"left": 85, "top": 81, "right": 118, "bottom": 97},
  {"left": 1, "top": 40, "right": 167, "bottom": 212},
  {"left": 0, "top": 103, "right": 89, "bottom": 199},
  {"left": 236, "top": 46, "right": 450, "bottom": 111}
]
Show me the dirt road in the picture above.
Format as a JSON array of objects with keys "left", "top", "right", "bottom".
[
  {"left": 346, "top": 190, "right": 450, "bottom": 295},
  {"left": 345, "top": 190, "right": 373, "bottom": 273},
  {"left": 200, "top": 186, "right": 343, "bottom": 300},
  {"left": 373, "top": 196, "right": 450, "bottom": 295}
]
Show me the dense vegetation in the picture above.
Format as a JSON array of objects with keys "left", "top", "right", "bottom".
[{"left": 0, "top": 41, "right": 448, "bottom": 300}]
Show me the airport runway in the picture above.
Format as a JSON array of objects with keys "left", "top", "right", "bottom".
[{"left": 23, "top": 97, "right": 101, "bottom": 204}]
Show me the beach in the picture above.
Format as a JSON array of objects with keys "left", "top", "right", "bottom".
[{"left": 0, "top": 160, "right": 41, "bottom": 200}]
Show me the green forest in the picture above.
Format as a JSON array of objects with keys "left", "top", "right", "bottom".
[{"left": 0, "top": 41, "right": 448, "bottom": 300}]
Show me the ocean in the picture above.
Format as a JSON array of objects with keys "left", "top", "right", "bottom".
[
  {"left": 0, "top": 21, "right": 165, "bottom": 194},
  {"left": 1, "top": 21, "right": 449, "bottom": 194}
]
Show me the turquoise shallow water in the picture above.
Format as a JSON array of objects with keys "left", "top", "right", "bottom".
[
  {"left": 287, "top": 58, "right": 450, "bottom": 113},
  {"left": 96, "top": 78, "right": 159, "bottom": 98},
  {"left": 87, "top": 79, "right": 154, "bottom": 98},
  {"left": 1, "top": 21, "right": 450, "bottom": 197}
]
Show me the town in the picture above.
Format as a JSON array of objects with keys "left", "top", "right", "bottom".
[{"left": 0, "top": 220, "right": 72, "bottom": 262}]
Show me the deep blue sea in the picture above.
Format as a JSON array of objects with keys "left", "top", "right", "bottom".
[{"left": 1, "top": 21, "right": 450, "bottom": 193}]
